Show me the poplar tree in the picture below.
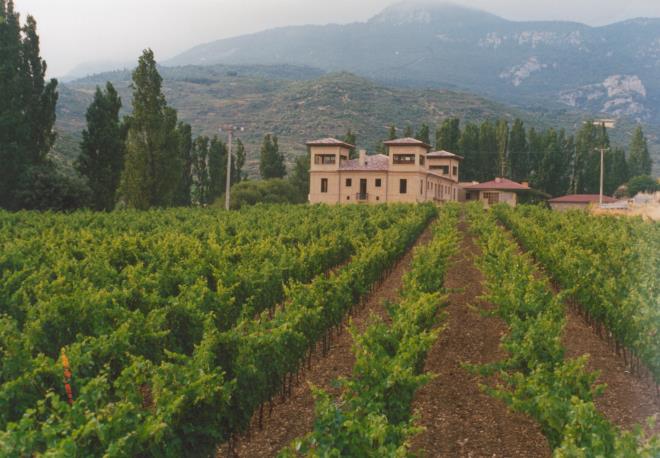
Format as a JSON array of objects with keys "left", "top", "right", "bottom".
[
  {"left": 208, "top": 136, "right": 227, "bottom": 201},
  {"left": 508, "top": 119, "right": 528, "bottom": 182},
  {"left": 174, "top": 122, "right": 193, "bottom": 206},
  {"left": 403, "top": 125, "right": 413, "bottom": 137},
  {"left": 343, "top": 128, "right": 357, "bottom": 159},
  {"left": 190, "top": 136, "right": 210, "bottom": 206},
  {"left": 478, "top": 120, "right": 498, "bottom": 181},
  {"left": 415, "top": 124, "right": 430, "bottom": 145},
  {"left": 290, "top": 154, "right": 310, "bottom": 199},
  {"left": 458, "top": 123, "right": 480, "bottom": 181},
  {"left": 628, "top": 126, "right": 652, "bottom": 177},
  {"left": 0, "top": 1, "right": 58, "bottom": 209},
  {"left": 496, "top": 119, "right": 509, "bottom": 177},
  {"left": 388, "top": 124, "right": 397, "bottom": 140},
  {"left": 259, "top": 134, "right": 286, "bottom": 179},
  {"left": 232, "top": 138, "right": 246, "bottom": 184},
  {"left": 77, "top": 82, "right": 125, "bottom": 210},
  {"left": 435, "top": 118, "right": 460, "bottom": 152},
  {"left": 118, "top": 49, "right": 181, "bottom": 209}
]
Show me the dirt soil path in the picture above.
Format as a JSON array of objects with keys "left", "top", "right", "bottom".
[
  {"left": 499, "top": 223, "right": 660, "bottom": 434},
  {"left": 563, "top": 309, "right": 660, "bottom": 434},
  {"left": 410, "top": 219, "right": 551, "bottom": 458},
  {"left": 216, "top": 223, "right": 436, "bottom": 458}
]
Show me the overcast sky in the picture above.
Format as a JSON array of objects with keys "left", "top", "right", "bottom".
[{"left": 12, "top": 0, "right": 660, "bottom": 77}]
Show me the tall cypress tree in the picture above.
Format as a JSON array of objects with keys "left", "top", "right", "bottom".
[
  {"left": 0, "top": 2, "right": 58, "bottom": 209},
  {"left": 458, "top": 123, "right": 479, "bottom": 181},
  {"left": 190, "top": 136, "right": 210, "bottom": 206},
  {"left": 435, "top": 118, "right": 460, "bottom": 152},
  {"left": 77, "top": 82, "right": 124, "bottom": 210},
  {"left": 495, "top": 119, "right": 509, "bottom": 177},
  {"left": 415, "top": 124, "right": 431, "bottom": 145},
  {"left": 259, "top": 134, "right": 286, "bottom": 179},
  {"left": 343, "top": 128, "right": 357, "bottom": 159},
  {"left": 118, "top": 49, "right": 181, "bottom": 209},
  {"left": 174, "top": 122, "right": 193, "bottom": 206},
  {"left": 509, "top": 119, "right": 528, "bottom": 182},
  {"left": 478, "top": 120, "right": 498, "bottom": 181},
  {"left": 605, "top": 147, "right": 628, "bottom": 195},
  {"left": 403, "top": 125, "right": 413, "bottom": 137},
  {"left": 388, "top": 124, "right": 397, "bottom": 140},
  {"left": 574, "top": 121, "right": 609, "bottom": 194},
  {"left": 628, "top": 126, "right": 652, "bottom": 177},
  {"left": 232, "top": 138, "right": 246, "bottom": 184},
  {"left": 208, "top": 136, "right": 227, "bottom": 201}
]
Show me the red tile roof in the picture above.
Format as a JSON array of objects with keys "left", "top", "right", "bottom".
[
  {"left": 339, "top": 154, "right": 389, "bottom": 171},
  {"left": 427, "top": 150, "right": 464, "bottom": 160},
  {"left": 383, "top": 137, "right": 432, "bottom": 149},
  {"left": 548, "top": 194, "right": 617, "bottom": 204},
  {"left": 306, "top": 137, "right": 355, "bottom": 148},
  {"left": 463, "top": 177, "right": 530, "bottom": 191}
]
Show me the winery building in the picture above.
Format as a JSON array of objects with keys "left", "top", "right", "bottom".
[{"left": 307, "top": 137, "right": 462, "bottom": 204}]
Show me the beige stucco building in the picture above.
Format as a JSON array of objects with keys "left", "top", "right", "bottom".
[
  {"left": 462, "top": 177, "right": 531, "bottom": 208},
  {"left": 307, "top": 137, "right": 462, "bottom": 204}
]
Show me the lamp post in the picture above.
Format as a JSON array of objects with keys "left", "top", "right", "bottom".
[{"left": 220, "top": 125, "right": 244, "bottom": 210}]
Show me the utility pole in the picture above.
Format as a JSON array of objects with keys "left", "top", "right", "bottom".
[
  {"left": 590, "top": 119, "right": 615, "bottom": 207},
  {"left": 220, "top": 125, "right": 244, "bottom": 210},
  {"left": 596, "top": 145, "right": 608, "bottom": 206}
]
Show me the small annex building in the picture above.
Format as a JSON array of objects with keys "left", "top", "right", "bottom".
[
  {"left": 548, "top": 194, "right": 617, "bottom": 211},
  {"left": 462, "top": 177, "right": 531, "bottom": 207},
  {"left": 307, "top": 137, "right": 462, "bottom": 204}
]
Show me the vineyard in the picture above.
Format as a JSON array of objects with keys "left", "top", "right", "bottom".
[{"left": 0, "top": 203, "right": 658, "bottom": 457}]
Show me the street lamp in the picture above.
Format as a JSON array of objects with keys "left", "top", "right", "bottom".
[{"left": 219, "top": 125, "right": 245, "bottom": 210}]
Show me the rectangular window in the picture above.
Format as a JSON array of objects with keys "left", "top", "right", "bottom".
[
  {"left": 420, "top": 180, "right": 423, "bottom": 193},
  {"left": 399, "top": 179, "right": 407, "bottom": 194},
  {"left": 345, "top": 178, "right": 352, "bottom": 187},
  {"left": 321, "top": 178, "right": 328, "bottom": 193},
  {"left": 452, "top": 166, "right": 458, "bottom": 176},
  {"left": 483, "top": 192, "right": 500, "bottom": 205},
  {"left": 419, "top": 155, "right": 425, "bottom": 165},
  {"left": 375, "top": 178, "right": 382, "bottom": 187},
  {"left": 315, "top": 154, "right": 336, "bottom": 165},
  {"left": 393, "top": 154, "right": 415, "bottom": 165}
]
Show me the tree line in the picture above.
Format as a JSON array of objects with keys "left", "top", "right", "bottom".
[
  {"left": 0, "top": 1, "right": 291, "bottom": 211},
  {"left": 361, "top": 119, "right": 653, "bottom": 197}
]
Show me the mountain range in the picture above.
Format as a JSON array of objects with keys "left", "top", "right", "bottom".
[{"left": 166, "top": 1, "right": 660, "bottom": 124}]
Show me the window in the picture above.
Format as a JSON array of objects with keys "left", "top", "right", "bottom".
[
  {"left": 399, "top": 179, "right": 407, "bottom": 194},
  {"left": 321, "top": 178, "right": 328, "bottom": 193},
  {"left": 375, "top": 178, "right": 382, "bottom": 187},
  {"left": 419, "top": 155, "right": 425, "bottom": 165},
  {"left": 420, "top": 180, "right": 423, "bottom": 193},
  {"left": 483, "top": 192, "right": 500, "bottom": 205},
  {"left": 315, "top": 154, "right": 336, "bottom": 165},
  {"left": 452, "top": 166, "right": 458, "bottom": 176},
  {"left": 345, "top": 178, "right": 352, "bottom": 187},
  {"left": 347, "top": 196, "right": 350, "bottom": 200},
  {"left": 393, "top": 154, "right": 415, "bottom": 164}
]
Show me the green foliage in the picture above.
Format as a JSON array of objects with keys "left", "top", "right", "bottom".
[
  {"left": 0, "top": 203, "right": 435, "bottom": 455},
  {"left": 260, "top": 134, "right": 287, "bottom": 179},
  {"left": 225, "top": 178, "right": 305, "bottom": 209},
  {"left": 415, "top": 124, "right": 430, "bottom": 145},
  {"left": 289, "top": 154, "right": 310, "bottom": 200},
  {"left": 284, "top": 205, "right": 460, "bottom": 457},
  {"left": 435, "top": 118, "right": 460, "bottom": 152},
  {"left": 626, "top": 175, "right": 658, "bottom": 196},
  {"left": 0, "top": 1, "right": 59, "bottom": 210},
  {"left": 118, "top": 49, "right": 182, "bottom": 209},
  {"left": 468, "top": 204, "right": 659, "bottom": 456},
  {"left": 343, "top": 128, "right": 357, "bottom": 159},
  {"left": 77, "top": 82, "right": 125, "bottom": 211},
  {"left": 628, "top": 127, "right": 653, "bottom": 178},
  {"left": 14, "top": 163, "right": 91, "bottom": 211}
]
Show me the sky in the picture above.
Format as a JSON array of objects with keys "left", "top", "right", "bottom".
[{"left": 11, "top": 0, "right": 660, "bottom": 78}]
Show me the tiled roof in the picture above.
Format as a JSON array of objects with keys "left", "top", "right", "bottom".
[
  {"left": 463, "top": 178, "right": 530, "bottom": 191},
  {"left": 427, "top": 150, "right": 464, "bottom": 160},
  {"left": 306, "top": 137, "right": 355, "bottom": 148},
  {"left": 383, "top": 137, "right": 432, "bottom": 149},
  {"left": 548, "top": 194, "right": 617, "bottom": 204},
  {"left": 339, "top": 154, "right": 389, "bottom": 171}
]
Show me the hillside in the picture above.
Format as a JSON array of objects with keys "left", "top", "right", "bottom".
[
  {"left": 56, "top": 65, "right": 653, "bottom": 177},
  {"left": 166, "top": 1, "right": 660, "bottom": 125}
]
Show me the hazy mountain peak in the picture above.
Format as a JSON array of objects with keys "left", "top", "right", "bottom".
[{"left": 369, "top": 1, "right": 503, "bottom": 25}]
